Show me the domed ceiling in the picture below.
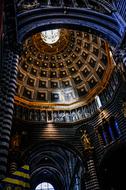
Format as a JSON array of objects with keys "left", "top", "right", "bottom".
[{"left": 15, "top": 29, "right": 113, "bottom": 109}]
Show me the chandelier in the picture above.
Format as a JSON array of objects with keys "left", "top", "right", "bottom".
[{"left": 41, "top": 29, "right": 60, "bottom": 45}]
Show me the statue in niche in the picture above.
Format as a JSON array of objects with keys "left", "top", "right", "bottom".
[
  {"left": 81, "top": 107, "right": 85, "bottom": 119},
  {"left": 82, "top": 107, "right": 90, "bottom": 118},
  {"left": 71, "top": 110, "right": 78, "bottom": 121},
  {"left": 40, "top": 111, "right": 46, "bottom": 121},
  {"left": 10, "top": 132, "right": 21, "bottom": 151},
  {"left": 59, "top": 112, "right": 65, "bottom": 122},
  {"left": 81, "top": 130, "right": 93, "bottom": 151},
  {"left": 34, "top": 110, "right": 38, "bottom": 121},
  {"left": 95, "top": 128, "right": 103, "bottom": 145},
  {"left": 29, "top": 109, "right": 34, "bottom": 120},
  {"left": 53, "top": 112, "right": 59, "bottom": 122},
  {"left": 65, "top": 112, "right": 71, "bottom": 122},
  {"left": 77, "top": 108, "right": 83, "bottom": 120}
]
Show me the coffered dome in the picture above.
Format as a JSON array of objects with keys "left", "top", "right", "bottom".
[{"left": 15, "top": 29, "right": 113, "bottom": 109}]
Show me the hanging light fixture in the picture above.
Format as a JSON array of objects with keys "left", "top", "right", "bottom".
[{"left": 41, "top": 29, "right": 60, "bottom": 45}]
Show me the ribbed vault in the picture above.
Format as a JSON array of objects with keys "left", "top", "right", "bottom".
[{"left": 23, "top": 141, "right": 85, "bottom": 190}]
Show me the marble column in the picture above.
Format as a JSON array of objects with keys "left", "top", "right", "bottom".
[
  {"left": 0, "top": 47, "right": 19, "bottom": 179},
  {"left": 81, "top": 130, "right": 100, "bottom": 190},
  {"left": 84, "top": 155, "right": 100, "bottom": 190},
  {"left": 9, "top": 161, "right": 18, "bottom": 174}
]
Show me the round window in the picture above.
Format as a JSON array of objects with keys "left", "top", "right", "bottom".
[{"left": 35, "top": 182, "right": 55, "bottom": 190}]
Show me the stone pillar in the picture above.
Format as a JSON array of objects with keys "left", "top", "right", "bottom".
[
  {"left": 85, "top": 154, "right": 100, "bottom": 190},
  {"left": 9, "top": 132, "right": 21, "bottom": 174},
  {"left": 9, "top": 151, "right": 19, "bottom": 175},
  {"left": 9, "top": 161, "right": 18, "bottom": 174},
  {"left": 0, "top": 47, "right": 19, "bottom": 179},
  {"left": 81, "top": 130, "right": 100, "bottom": 190},
  {"left": 95, "top": 128, "right": 105, "bottom": 147}
]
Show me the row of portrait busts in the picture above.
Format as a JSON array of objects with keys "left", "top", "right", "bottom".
[{"left": 14, "top": 106, "right": 95, "bottom": 123}]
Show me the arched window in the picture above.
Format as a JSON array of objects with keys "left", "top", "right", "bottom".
[{"left": 35, "top": 182, "right": 55, "bottom": 190}]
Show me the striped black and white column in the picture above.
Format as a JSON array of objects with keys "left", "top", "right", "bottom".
[
  {"left": 0, "top": 48, "right": 19, "bottom": 179},
  {"left": 9, "top": 161, "right": 18, "bottom": 174},
  {"left": 9, "top": 150, "right": 21, "bottom": 175},
  {"left": 81, "top": 133, "right": 100, "bottom": 190},
  {"left": 85, "top": 157, "right": 100, "bottom": 190}
]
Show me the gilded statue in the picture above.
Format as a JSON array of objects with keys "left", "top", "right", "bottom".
[{"left": 81, "top": 130, "right": 93, "bottom": 150}]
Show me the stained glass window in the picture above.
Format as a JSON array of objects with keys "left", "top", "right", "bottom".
[{"left": 35, "top": 182, "right": 55, "bottom": 190}]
